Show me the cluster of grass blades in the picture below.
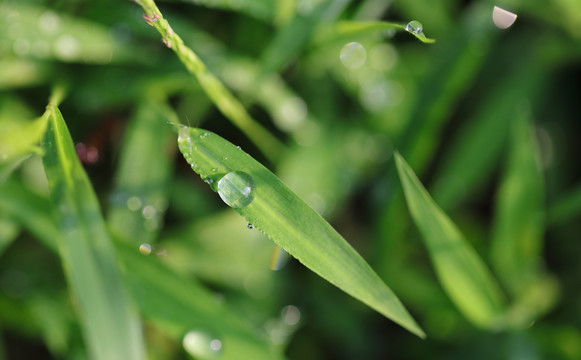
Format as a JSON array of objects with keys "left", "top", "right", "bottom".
[{"left": 1, "top": 0, "right": 581, "bottom": 358}]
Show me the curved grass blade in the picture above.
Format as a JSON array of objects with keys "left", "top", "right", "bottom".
[
  {"left": 314, "top": 20, "right": 436, "bottom": 45},
  {"left": 395, "top": 152, "right": 505, "bottom": 329},
  {"left": 133, "top": 0, "right": 284, "bottom": 162},
  {"left": 177, "top": 126, "right": 425, "bottom": 338},
  {"left": 491, "top": 112, "right": 544, "bottom": 294},
  {"left": 41, "top": 103, "right": 145, "bottom": 360}
]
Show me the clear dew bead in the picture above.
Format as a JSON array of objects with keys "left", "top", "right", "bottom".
[
  {"left": 139, "top": 243, "right": 152, "bottom": 255},
  {"left": 217, "top": 171, "right": 256, "bottom": 208},
  {"left": 405, "top": 20, "right": 423, "bottom": 34}
]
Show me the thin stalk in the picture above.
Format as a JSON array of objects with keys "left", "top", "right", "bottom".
[{"left": 133, "top": 0, "right": 285, "bottom": 162}]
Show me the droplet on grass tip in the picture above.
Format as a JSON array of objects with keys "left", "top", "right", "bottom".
[
  {"left": 139, "top": 243, "right": 152, "bottom": 255},
  {"left": 183, "top": 330, "right": 222, "bottom": 359},
  {"left": 340, "top": 42, "right": 367, "bottom": 70},
  {"left": 217, "top": 171, "right": 256, "bottom": 208},
  {"left": 492, "top": 6, "right": 517, "bottom": 29},
  {"left": 405, "top": 20, "right": 423, "bottom": 34}
]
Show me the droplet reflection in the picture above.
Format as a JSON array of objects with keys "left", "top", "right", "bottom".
[{"left": 270, "top": 245, "right": 289, "bottom": 271}]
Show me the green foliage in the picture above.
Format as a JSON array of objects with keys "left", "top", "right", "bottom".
[{"left": 1, "top": 0, "right": 580, "bottom": 358}]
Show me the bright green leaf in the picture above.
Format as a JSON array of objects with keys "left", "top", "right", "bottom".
[
  {"left": 177, "top": 126, "right": 425, "bottom": 338},
  {"left": 395, "top": 152, "right": 505, "bottom": 329},
  {"left": 41, "top": 104, "right": 145, "bottom": 360}
]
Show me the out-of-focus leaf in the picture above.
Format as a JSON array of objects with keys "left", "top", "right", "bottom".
[
  {"left": 177, "top": 0, "right": 275, "bottom": 22},
  {"left": 547, "top": 184, "right": 581, "bottom": 226},
  {"left": 0, "top": 59, "right": 50, "bottom": 90},
  {"left": 0, "top": 217, "right": 19, "bottom": 257},
  {"left": 395, "top": 152, "right": 505, "bottom": 329},
  {"left": 0, "top": 4, "right": 132, "bottom": 63},
  {"left": 116, "top": 240, "right": 286, "bottom": 360},
  {"left": 107, "top": 100, "right": 176, "bottom": 245},
  {"left": 177, "top": 126, "right": 425, "bottom": 338},
  {"left": 41, "top": 103, "right": 145, "bottom": 360},
  {"left": 491, "top": 112, "right": 544, "bottom": 293}
]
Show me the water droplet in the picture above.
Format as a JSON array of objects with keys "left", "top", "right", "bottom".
[
  {"left": 281, "top": 305, "right": 301, "bottom": 325},
  {"left": 236, "top": 145, "right": 242, "bottom": 150},
  {"left": 405, "top": 20, "right": 423, "bottom": 34},
  {"left": 339, "top": 42, "right": 367, "bottom": 70},
  {"left": 223, "top": 156, "right": 229, "bottom": 161},
  {"left": 139, "top": 243, "right": 152, "bottom": 255},
  {"left": 247, "top": 223, "right": 254, "bottom": 229},
  {"left": 127, "top": 196, "right": 142, "bottom": 211},
  {"left": 199, "top": 132, "right": 210, "bottom": 139},
  {"left": 492, "top": 6, "right": 517, "bottom": 29},
  {"left": 217, "top": 171, "right": 256, "bottom": 208},
  {"left": 183, "top": 330, "right": 222, "bottom": 359},
  {"left": 270, "top": 245, "right": 289, "bottom": 271}
]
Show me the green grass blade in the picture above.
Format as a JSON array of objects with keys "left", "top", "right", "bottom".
[
  {"left": 316, "top": 20, "right": 436, "bottom": 44},
  {"left": 395, "top": 152, "right": 505, "bottom": 328},
  {"left": 177, "top": 126, "right": 425, "bottom": 338},
  {"left": 547, "top": 184, "right": 581, "bottom": 226},
  {"left": 491, "top": 112, "right": 544, "bottom": 294},
  {"left": 117, "top": 241, "right": 285, "bottom": 360},
  {"left": 107, "top": 100, "right": 175, "bottom": 244},
  {"left": 133, "top": 0, "right": 284, "bottom": 162},
  {"left": 41, "top": 104, "right": 145, "bottom": 360}
]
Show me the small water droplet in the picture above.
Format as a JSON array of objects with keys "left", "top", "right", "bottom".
[
  {"left": 217, "top": 171, "right": 256, "bottom": 208},
  {"left": 405, "top": 20, "right": 423, "bottom": 34},
  {"left": 339, "top": 42, "right": 367, "bottom": 70},
  {"left": 139, "top": 243, "right": 152, "bottom": 255},
  {"left": 211, "top": 168, "right": 218, "bottom": 172},
  {"left": 247, "top": 223, "right": 254, "bottom": 229},
  {"left": 236, "top": 145, "right": 242, "bottom": 150},
  {"left": 183, "top": 330, "right": 222, "bottom": 359},
  {"left": 199, "top": 132, "right": 210, "bottom": 139},
  {"left": 223, "top": 156, "right": 229, "bottom": 161},
  {"left": 492, "top": 6, "right": 517, "bottom": 29},
  {"left": 204, "top": 178, "right": 214, "bottom": 185}
]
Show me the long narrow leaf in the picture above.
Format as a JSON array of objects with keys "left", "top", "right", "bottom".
[
  {"left": 491, "top": 112, "right": 544, "bottom": 294},
  {"left": 395, "top": 152, "right": 505, "bottom": 328},
  {"left": 41, "top": 104, "right": 145, "bottom": 360},
  {"left": 177, "top": 126, "right": 425, "bottom": 338}
]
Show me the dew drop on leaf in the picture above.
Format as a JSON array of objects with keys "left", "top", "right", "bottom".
[
  {"left": 217, "top": 171, "right": 256, "bottom": 208},
  {"left": 405, "top": 20, "right": 423, "bottom": 34},
  {"left": 339, "top": 42, "right": 367, "bottom": 70}
]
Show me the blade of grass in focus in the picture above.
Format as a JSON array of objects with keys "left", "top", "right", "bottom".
[
  {"left": 107, "top": 100, "right": 176, "bottom": 244},
  {"left": 177, "top": 126, "right": 425, "bottom": 338},
  {"left": 40, "top": 92, "right": 145, "bottom": 360},
  {"left": 133, "top": 0, "right": 284, "bottom": 162},
  {"left": 395, "top": 152, "right": 505, "bottom": 329}
]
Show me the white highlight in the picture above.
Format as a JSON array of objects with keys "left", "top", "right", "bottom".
[{"left": 492, "top": 6, "right": 517, "bottom": 29}]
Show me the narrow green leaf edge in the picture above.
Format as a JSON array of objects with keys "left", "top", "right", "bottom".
[
  {"left": 177, "top": 126, "right": 425, "bottom": 338},
  {"left": 395, "top": 152, "right": 505, "bottom": 329},
  {"left": 41, "top": 102, "right": 145, "bottom": 360},
  {"left": 316, "top": 20, "right": 436, "bottom": 44}
]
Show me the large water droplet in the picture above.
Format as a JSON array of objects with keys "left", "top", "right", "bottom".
[
  {"left": 339, "top": 42, "right": 367, "bottom": 70},
  {"left": 405, "top": 20, "right": 423, "bottom": 34},
  {"left": 217, "top": 171, "right": 256, "bottom": 208},
  {"left": 183, "top": 330, "right": 222, "bottom": 359},
  {"left": 492, "top": 6, "right": 517, "bottom": 29}
]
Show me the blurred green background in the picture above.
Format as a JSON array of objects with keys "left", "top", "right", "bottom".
[{"left": 1, "top": 0, "right": 581, "bottom": 359}]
